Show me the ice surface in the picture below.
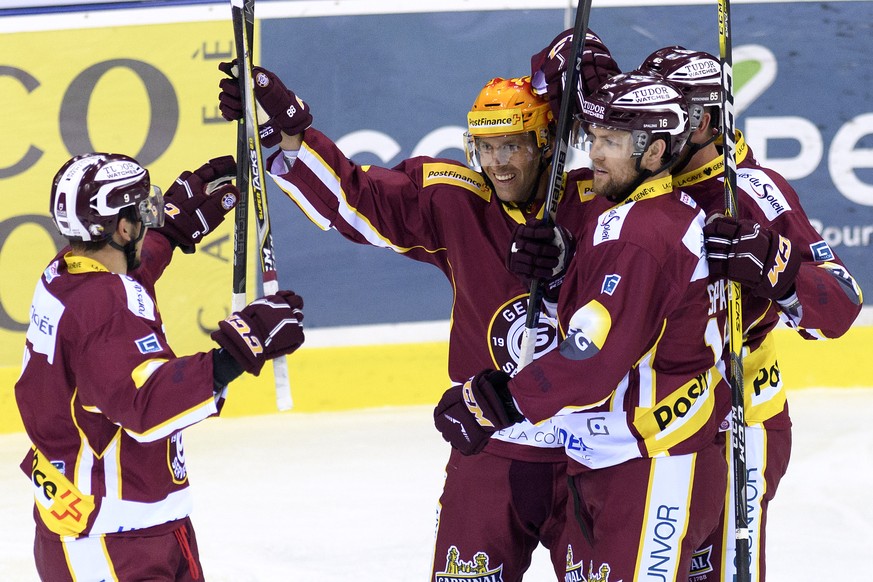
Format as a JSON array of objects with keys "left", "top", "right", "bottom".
[{"left": 2, "top": 388, "right": 871, "bottom": 580}]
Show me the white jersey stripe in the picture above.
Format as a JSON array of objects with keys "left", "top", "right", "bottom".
[
  {"left": 88, "top": 488, "right": 193, "bottom": 536},
  {"left": 269, "top": 148, "right": 333, "bottom": 231},
  {"left": 298, "top": 145, "right": 407, "bottom": 252},
  {"left": 637, "top": 453, "right": 695, "bottom": 579},
  {"left": 62, "top": 535, "right": 118, "bottom": 581}
]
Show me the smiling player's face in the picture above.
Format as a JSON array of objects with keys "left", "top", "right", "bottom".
[{"left": 477, "top": 133, "right": 542, "bottom": 205}]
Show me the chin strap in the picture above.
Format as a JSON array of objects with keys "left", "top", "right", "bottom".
[
  {"left": 672, "top": 128, "right": 721, "bottom": 175},
  {"left": 108, "top": 221, "right": 145, "bottom": 271}
]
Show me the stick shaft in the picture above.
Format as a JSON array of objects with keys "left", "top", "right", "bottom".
[
  {"left": 231, "top": 0, "right": 293, "bottom": 410},
  {"left": 518, "top": 0, "right": 592, "bottom": 371},
  {"left": 230, "top": 1, "right": 251, "bottom": 313},
  {"left": 718, "top": 0, "right": 750, "bottom": 579}
]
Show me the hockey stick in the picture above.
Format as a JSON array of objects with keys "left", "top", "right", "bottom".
[
  {"left": 230, "top": 3, "right": 252, "bottom": 315},
  {"left": 231, "top": 0, "right": 294, "bottom": 410},
  {"left": 718, "top": 0, "right": 750, "bottom": 580},
  {"left": 517, "top": 0, "right": 592, "bottom": 370}
]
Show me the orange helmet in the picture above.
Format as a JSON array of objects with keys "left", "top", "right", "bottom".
[{"left": 465, "top": 76, "right": 554, "bottom": 169}]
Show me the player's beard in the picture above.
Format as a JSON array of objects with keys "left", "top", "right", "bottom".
[{"left": 593, "top": 163, "right": 640, "bottom": 201}]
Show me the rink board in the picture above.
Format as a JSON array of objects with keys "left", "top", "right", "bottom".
[{"left": 1, "top": 324, "right": 870, "bottom": 434}]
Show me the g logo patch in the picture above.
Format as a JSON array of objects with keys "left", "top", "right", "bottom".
[{"left": 487, "top": 295, "right": 557, "bottom": 377}]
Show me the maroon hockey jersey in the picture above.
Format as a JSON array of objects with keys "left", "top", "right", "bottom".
[
  {"left": 15, "top": 232, "right": 222, "bottom": 538},
  {"left": 508, "top": 175, "right": 731, "bottom": 471},
  {"left": 674, "top": 132, "right": 863, "bottom": 426},
  {"left": 267, "top": 128, "right": 597, "bottom": 462}
]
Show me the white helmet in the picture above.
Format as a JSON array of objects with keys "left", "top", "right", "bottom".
[{"left": 50, "top": 153, "right": 164, "bottom": 242}]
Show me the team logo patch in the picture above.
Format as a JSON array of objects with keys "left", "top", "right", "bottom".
[
  {"left": 435, "top": 546, "right": 503, "bottom": 582},
  {"left": 587, "top": 416, "right": 610, "bottom": 436},
  {"left": 487, "top": 296, "right": 557, "bottom": 377},
  {"left": 560, "top": 301, "right": 611, "bottom": 362},
  {"left": 601, "top": 274, "right": 621, "bottom": 295},
  {"left": 689, "top": 545, "right": 714, "bottom": 579},
  {"left": 810, "top": 240, "right": 834, "bottom": 262},
  {"left": 221, "top": 191, "right": 237, "bottom": 210},
  {"left": 559, "top": 328, "right": 600, "bottom": 361},
  {"left": 135, "top": 333, "right": 162, "bottom": 354},
  {"left": 43, "top": 261, "right": 60, "bottom": 284},
  {"left": 169, "top": 432, "right": 187, "bottom": 484}
]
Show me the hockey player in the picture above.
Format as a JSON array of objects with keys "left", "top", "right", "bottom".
[
  {"left": 434, "top": 72, "right": 733, "bottom": 579},
  {"left": 638, "top": 46, "right": 864, "bottom": 581},
  {"left": 16, "top": 153, "right": 306, "bottom": 581},
  {"left": 216, "top": 33, "right": 618, "bottom": 581}
]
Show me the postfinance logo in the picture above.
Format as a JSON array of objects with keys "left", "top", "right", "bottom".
[{"left": 467, "top": 108, "right": 525, "bottom": 136}]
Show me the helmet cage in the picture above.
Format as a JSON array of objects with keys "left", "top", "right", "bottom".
[{"left": 137, "top": 186, "right": 165, "bottom": 229}]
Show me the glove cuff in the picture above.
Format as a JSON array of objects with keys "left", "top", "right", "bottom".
[
  {"left": 483, "top": 371, "right": 525, "bottom": 425},
  {"left": 755, "top": 233, "right": 800, "bottom": 299},
  {"left": 212, "top": 347, "right": 244, "bottom": 390}
]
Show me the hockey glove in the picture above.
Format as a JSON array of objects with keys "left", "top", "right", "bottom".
[
  {"left": 154, "top": 156, "right": 239, "bottom": 253},
  {"left": 530, "top": 28, "right": 621, "bottom": 118},
  {"left": 433, "top": 370, "right": 523, "bottom": 456},
  {"left": 218, "top": 61, "right": 312, "bottom": 148},
  {"left": 211, "top": 291, "right": 305, "bottom": 375},
  {"left": 506, "top": 218, "right": 575, "bottom": 302},
  {"left": 704, "top": 215, "right": 800, "bottom": 300}
]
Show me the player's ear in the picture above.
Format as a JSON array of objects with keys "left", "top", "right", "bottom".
[
  {"left": 116, "top": 216, "right": 136, "bottom": 243},
  {"left": 641, "top": 138, "right": 667, "bottom": 171}
]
